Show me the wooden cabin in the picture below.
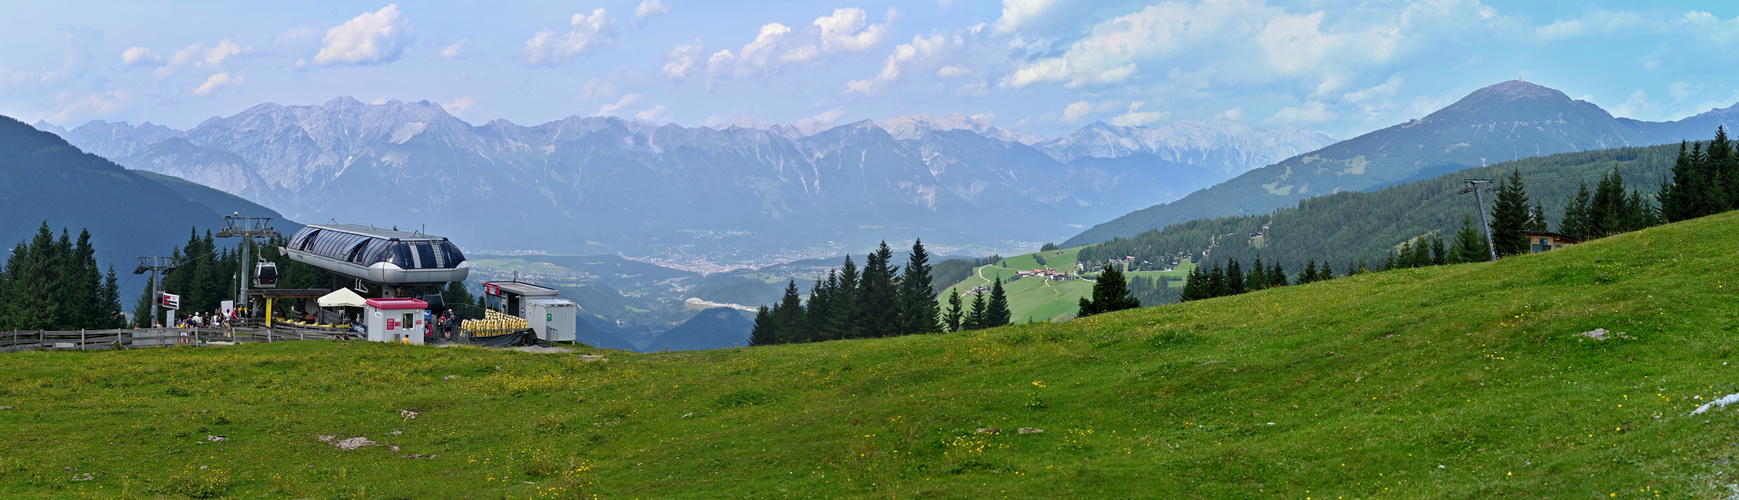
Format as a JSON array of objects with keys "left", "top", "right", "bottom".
[{"left": 1521, "top": 230, "right": 1581, "bottom": 254}]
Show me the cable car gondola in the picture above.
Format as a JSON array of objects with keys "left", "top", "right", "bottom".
[{"left": 254, "top": 261, "right": 279, "bottom": 288}]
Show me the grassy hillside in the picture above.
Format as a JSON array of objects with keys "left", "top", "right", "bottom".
[{"left": 5, "top": 212, "right": 1739, "bottom": 497}]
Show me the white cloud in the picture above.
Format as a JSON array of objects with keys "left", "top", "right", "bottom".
[
  {"left": 1003, "top": 0, "right": 1493, "bottom": 95},
  {"left": 155, "top": 39, "right": 253, "bottom": 77},
  {"left": 845, "top": 33, "right": 952, "bottom": 95},
  {"left": 1267, "top": 100, "right": 1335, "bottom": 124},
  {"left": 522, "top": 8, "right": 617, "bottom": 66},
  {"left": 1535, "top": 9, "right": 1641, "bottom": 42},
  {"left": 635, "top": 0, "right": 670, "bottom": 28},
  {"left": 814, "top": 8, "right": 891, "bottom": 52},
  {"left": 800, "top": 107, "right": 844, "bottom": 125},
  {"left": 1063, "top": 100, "right": 1092, "bottom": 122},
  {"left": 663, "top": 40, "right": 705, "bottom": 80},
  {"left": 937, "top": 65, "right": 970, "bottom": 78},
  {"left": 703, "top": 22, "right": 792, "bottom": 82},
  {"left": 1215, "top": 108, "right": 1243, "bottom": 120},
  {"left": 1610, "top": 89, "right": 1655, "bottom": 119},
  {"left": 442, "top": 97, "right": 475, "bottom": 114},
  {"left": 193, "top": 72, "right": 240, "bottom": 96},
  {"left": 312, "top": 4, "right": 413, "bottom": 66},
  {"left": 440, "top": 39, "right": 468, "bottom": 59},
  {"left": 597, "top": 93, "right": 640, "bottom": 116},
  {"left": 1669, "top": 81, "right": 1697, "bottom": 101},
  {"left": 1108, "top": 101, "right": 1166, "bottom": 126},
  {"left": 1682, "top": 11, "right": 1739, "bottom": 44},
  {"left": 121, "top": 46, "right": 160, "bottom": 67},
  {"left": 995, "top": 0, "right": 1057, "bottom": 33},
  {"left": 371, "top": 97, "right": 389, "bottom": 105},
  {"left": 700, "top": 9, "right": 897, "bottom": 86},
  {"left": 49, "top": 90, "right": 130, "bottom": 123},
  {"left": 634, "top": 105, "right": 670, "bottom": 122},
  {"left": 1341, "top": 75, "right": 1402, "bottom": 104}
]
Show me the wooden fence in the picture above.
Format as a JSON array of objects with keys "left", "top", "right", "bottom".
[{"left": 0, "top": 325, "right": 345, "bottom": 353}]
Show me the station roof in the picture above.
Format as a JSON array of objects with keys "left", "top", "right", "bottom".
[
  {"left": 308, "top": 223, "right": 447, "bottom": 241},
  {"left": 486, "top": 281, "right": 560, "bottom": 297},
  {"left": 245, "top": 289, "right": 333, "bottom": 299}
]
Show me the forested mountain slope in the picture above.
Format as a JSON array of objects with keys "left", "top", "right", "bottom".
[
  {"left": 1076, "top": 142, "right": 1679, "bottom": 275},
  {"left": 1068, "top": 80, "right": 1739, "bottom": 246}
]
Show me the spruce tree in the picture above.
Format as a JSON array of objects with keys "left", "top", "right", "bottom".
[
  {"left": 1318, "top": 259, "right": 1334, "bottom": 280},
  {"left": 1245, "top": 257, "right": 1266, "bottom": 290},
  {"left": 1489, "top": 169, "right": 1533, "bottom": 257},
  {"left": 898, "top": 239, "right": 939, "bottom": 335},
  {"left": 1207, "top": 262, "right": 1228, "bottom": 298},
  {"left": 1561, "top": 181, "right": 1593, "bottom": 239},
  {"left": 943, "top": 288, "right": 964, "bottom": 332},
  {"left": 771, "top": 280, "right": 806, "bottom": 344},
  {"left": 1179, "top": 266, "right": 1205, "bottom": 302},
  {"left": 858, "top": 242, "right": 897, "bottom": 338},
  {"left": 834, "top": 256, "right": 861, "bottom": 339},
  {"left": 1430, "top": 235, "right": 1448, "bottom": 266},
  {"left": 1079, "top": 265, "right": 1140, "bottom": 317},
  {"left": 1453, "top": 213, "right": 1488, "bottom": 263},
  {"left": 1299, "top": 260, "right": 1318, "bottom": 285},
  {"left": 805, "top": 277, "right": 832, "bottom": 339},
  {"left": 1710, "top": 126, "right": 1737, "bottom": 211},
  {"left": 1225, "top": 259, "right": 1245, "bottom": 295},
  {"left": 1267, "top": 262, "right": 1286, "bottom": 287},
  {"left": 984, "top": 278, "right": 1011, "bottom": 327},
  {"left": 1528, "top": 202, "right": 1550, "bottom": 232},
  {"left": 749, "top": 306, "right": 777, "bottom": 346},
  {"left": 1660, "top": 141, "right": 1696, "bottom": 222},
  {"left": 99, "top": 265, "right": 124, "bottom": 328},
  {"left": 965, "top": 289, "right": 987, "bottom": 330}
]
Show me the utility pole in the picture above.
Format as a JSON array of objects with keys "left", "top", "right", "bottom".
[
  {"left": 134, "top": 257, "right": 177, "bottom": 327},
  {"left": 216, "top": 214, "right": 279, "bottom": 310},
  {"left": 1459, "top": 179, "right": 1499, "bottom": 262}
]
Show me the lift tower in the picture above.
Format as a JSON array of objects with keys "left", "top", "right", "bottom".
[
  {"left": 216, "top": 214, "right": 279, "bottom": 310},
  {"left": 133, "top": 256, "right": 177, "bottom": 327}
]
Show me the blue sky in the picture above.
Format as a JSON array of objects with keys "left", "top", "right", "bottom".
[{"left": 5, "top": 0, "right": 1739, "bottom": 139}]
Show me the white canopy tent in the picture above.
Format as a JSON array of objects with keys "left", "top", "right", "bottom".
[{"left": 317, "top": 288, "right": 367, "bottom": 308}]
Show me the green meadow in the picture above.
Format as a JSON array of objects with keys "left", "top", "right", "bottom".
[{"left": 5, "top": 212, "right": 1739, "bottom": 497}]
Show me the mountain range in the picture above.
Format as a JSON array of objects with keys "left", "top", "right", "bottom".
[
  {"left": 37, "top": 105, "right": 1334, "bottom": 267},
  {"left": 1066, "top": 80, "right": 1739, "bottom": 246}
]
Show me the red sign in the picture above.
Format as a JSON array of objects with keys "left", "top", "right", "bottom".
[
  {"left": 385, "top": 318, "right": 399, "bottom": 330},
  {"left": 160, "top": 292, "right": 180, "bottom": 310},
  {"left": 484, "top": 283, "right": 501, "bottom": 296}
]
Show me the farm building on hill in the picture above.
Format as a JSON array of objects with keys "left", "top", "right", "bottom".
[{"left": 1521, "top": 230, "right": 1582, "bottom": 254}]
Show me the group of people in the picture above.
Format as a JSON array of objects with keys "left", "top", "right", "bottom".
[
  {"left": 176, "top": 309, "right": 235, "bottom": 330},
  {"left": 429, "top": 309, "right": 461, "bottom": 341}
]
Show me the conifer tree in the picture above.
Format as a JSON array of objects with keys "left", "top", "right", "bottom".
[
  {"left": 1267, "top": 262, "right": 1286, "bottom": 287},
  {"left": 1430, "top": 235, "right": 1448, "bottom": 266},
  {"left": 1179, "top": 266, "right": 1206, "bottom": 302},
  {"left": 1660, "top": 141, "right": 1697, "bottom": 222},
  {"left": 834, "top": 256, "right": 860, "bottom": 339},
  {"left": 1225, "top": 259, "right": 1244, "bottom": 295},
  {"left": 898, "top": 239, "right": 939, "bottom": 335},
  {"left": 1318, "top": 259, "right": 1335, "bottom": 280},
  {"left": 857, "top": 242, "right": 897, "bottom": 338},
  {"left": 943, "top": 288, "right": 964, "bottom": 332},
  {"left": 1079, "top": 265, "right": 1140, "bottom": 317},
  {"left": 1561, "top": 181, "right": 1593, "bottom": 239},
  {"left": 771, "top": 280, "right": 806, "bottom": 344},
  {"left": 965, "top": 288, "right": 987, "bottom": 330},
  {"left": 984, "top": 278, "right": 1011, "bottom": 327},
  {"left": 1489, "top": 169, "right": 1533, "bottom": 257},
  {"left": 1709, "top": 126, "right": 1736, "bottom": 210},
  {"left": 1299, "top": 260, "right": 1318, "bottom": 285},
  {"left": 98, "top": 266, "right": 124, "bottom": 328},
  {"left": 805, "top": 277, "right": 832, "bottom": 339},
  {"left": 1245, "top": 257, "right": 1266, "bottom": 290},
  {"left": 1207, "top": 262, "right": 1228, "bottom": 298},
  {"left": 749, "top": 306, "right": 777, "bottom": 346},
  {"left": 1452, "top": 213, "right": 1488, "bottom": 263},
  {"left": 1528, "top": 202, "right": 1550, "bottom": 232}
]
